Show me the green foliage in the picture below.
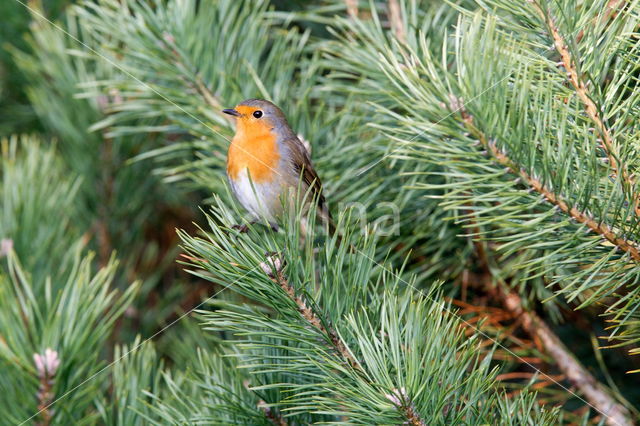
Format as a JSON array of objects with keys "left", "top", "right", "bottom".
[
  {"left": 100, "top": 339, "right": 165, "bottom": 425},
  {"left": 12, "top": 1, "right": 197, "bottom": 339},
  {"left": 0, "top": 0, "right": 73, "bottom": 135},
  {"left": 142, "top": 348, "right": 277, "bottom": 425},
  {"left": 0, "top": 0, "right": 638, "bottom": 424},
  {"left": 0, "top": 135, "right": 82, "bottom": 288},
  {"left": 72, "top": 0, "right": 468, "bottom": 286},
  {"left": 0, "top": 250, "right": 137, "bottom": 424},
  {"left": 163, "top": 202, "right": 559, "bottom": 424},
  {"left": 321, "top": 0, "right": 640, "bottom": 344},
  {"left": 0, "top": 137, "right": 138, "bottom": 425}
]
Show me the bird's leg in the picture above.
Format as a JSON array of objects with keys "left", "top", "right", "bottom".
[
  {"left": 232, "top": 224, "right": 250, "bottom": 233},
  {"left": 232, "top": 219, "right": 257, "bottom": 233},
  {"left": 264, "top": 225, "right": 280, "bottom": 258}
]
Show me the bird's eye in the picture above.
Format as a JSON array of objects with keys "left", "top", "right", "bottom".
[{"left": 253, "top": 110, "right": 263, "bottom": 119}]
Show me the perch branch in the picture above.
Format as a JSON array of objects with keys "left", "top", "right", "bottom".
[
  {"left": 260, "top": 256, "right": 359, "bottom": 369},
  {"left": 260, "top": 256, "right": 426, "bottom": 426}
]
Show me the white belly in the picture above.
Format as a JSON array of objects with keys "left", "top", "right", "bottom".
[{"left": 230, "top": 168, "right": 285, "bottom": 225}]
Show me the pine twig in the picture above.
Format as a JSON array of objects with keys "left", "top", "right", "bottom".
[
  {"left": 260, "top": 255, "right": 359, "bottom": 369},
  {"left": 533, "top": 3, "right": 640, "bottom": 216},
  {"left": 385, "top": 388, "right": 426, "bottom": 426},
  {"left": 457, "top": 104, "right": 640, "bottom": 262},
  {"left": 495, "top": 288, "right": 633, "bottom": 426},
  {"left": 456, "top": 106, "right": 635, "bottom": 426},
  {"left": 260, "top": 255, "right": 427, "bottom": 426},
  {"left": 403, "top": 405, "right": 426, "bottom": 426},
  {"left": 33, "top": 349, "right": 60, "bottom": 426}
]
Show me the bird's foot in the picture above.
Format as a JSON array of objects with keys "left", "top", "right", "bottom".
[{"left": 232, "top": 223, "right": 250, "bottom": 233}]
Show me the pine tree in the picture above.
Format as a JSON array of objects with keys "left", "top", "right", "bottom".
[{"left": 1, "top": 0, "right": 639, "bottom": 424}]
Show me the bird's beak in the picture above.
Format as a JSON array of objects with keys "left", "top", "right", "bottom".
[{"left": 222, "top": 108, "right": 240, "bottom": 117}]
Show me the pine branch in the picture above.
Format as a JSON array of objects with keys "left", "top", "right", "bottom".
[
  {"left": 259, "top": 254, "right": 427, "bottom": 425},
  {"left": 494, "top": 287, "right": 633, "bottom": 426},
  {"left": 456, "top": 105, "right": 640, "bottom": 262},
  {"left": 180, "top": 203, "right": 560, "bottom": 424},
  {"left": 260, "top": 255, "right": 360, "bottom": 371},
  {"left": 458, "top": 105, "right": 634, "bottom": 426},
  {"left": 533, "top": 2, "right": 640, "bottom": 216}
]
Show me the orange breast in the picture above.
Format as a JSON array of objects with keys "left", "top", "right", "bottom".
[{"left": 227, "top": 121, "right": 280, "bottom": 183}]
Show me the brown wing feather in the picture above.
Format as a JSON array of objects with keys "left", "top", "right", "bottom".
[
  {"left": 287, "top": 136, "right": 326, "bottom": 207},
  {"left": 286, "top": 135, "right": 337, "bottom": 236}
]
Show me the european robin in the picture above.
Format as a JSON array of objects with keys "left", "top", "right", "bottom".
[{"left": 223, "top": 99, "right": 334, "bottom": 234}]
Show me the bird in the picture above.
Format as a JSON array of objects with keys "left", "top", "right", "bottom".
[{"left": 223, "top": 99, "right": 334, "bottom": 236}]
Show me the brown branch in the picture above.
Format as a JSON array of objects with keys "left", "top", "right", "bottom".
[
  {"left": 35, "top": 377, "right": 54, "bottom": 426},
  {"left": 260, "top": 256, "right": 359, "bottom": 370},
  {"left": 388, "top": 0, "right": 407, "bottom": 44},
  {"left": 495, "top": 287, "right": 633, "bottom": 426},
  {"left": 458, "top": 106, "right": 640, "bottom": 262},
  {"left": 465, "top": 229, "right": 634, "bottom": 425},
  {"left": 384, "top": 388, "right": 426, "bottom": 426},
  {"left": 401, "top": 401, "right": 426, "bottom": 426},
  {"left": 456, "top": 109, "right": 635, "bottom": 426},
  {"left": 403, "top": 405, "right": 426, "bottom": 426},
  {"left": 533, "top": 3, "right": 640, "bottom": 216},
  {"left": 260, "top": 256, "right": 426, "bottom": 426},
  {"left": 491, "top": 140, "right": 640, "bottom": 262},
  {"left": 97, "top": 127, "right": 114, "bottom": 267}
]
